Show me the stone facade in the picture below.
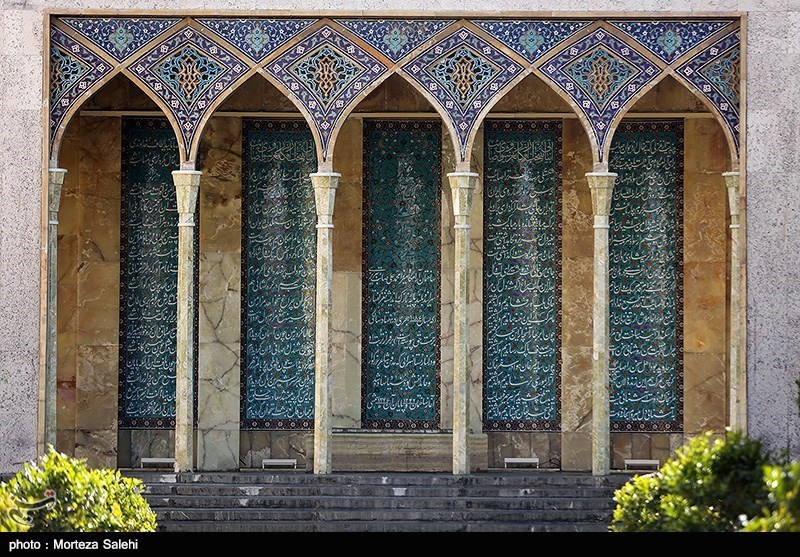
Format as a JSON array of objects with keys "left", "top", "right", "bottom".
[
  {"left": 50, "top": 73, "right": 727, "bottom": 471},
  {"left": 0, "top": 1, "right": 798, "bottom": 472}
]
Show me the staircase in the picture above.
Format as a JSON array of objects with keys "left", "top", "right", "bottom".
[{"left": 129, "top": 471, "right": 630, "bottom": 532}]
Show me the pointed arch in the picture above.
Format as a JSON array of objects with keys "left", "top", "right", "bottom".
[
  {"left": 49, "top": 17, "right": 189, "bottom": 165},
  {"left": 601, "top": 68, "right": 739, "bottom": 168},
  {"left": 598, "top": 21, "right": 740, "bottom": 168},
  {"left": 396, "top": 23, "right": 526, "bottom": 166},
  {"left": 259, "top": 21, "right": 393, "bottom": 170}
]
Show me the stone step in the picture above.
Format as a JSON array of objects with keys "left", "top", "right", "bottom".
[
  {"left": 145, "top": 494, "right": 615, "bottom": 510},
  {"left": 157, "top": 520, "right": 609, "bottom": 532},
  {"left": 128, "top": 471, "right": 630, "bottom": 488},
  {"left": 155, "top": 507, "right": 612, "bottom": 522},
  {"left": 143, "top": 483, "right": 618, "bottom": 498}
]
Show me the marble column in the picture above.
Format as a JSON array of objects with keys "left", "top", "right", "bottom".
[
  {"left": 448, "top": 171, "right": 478, "bottom": 475},
  {"left": 311, "top": 171, "right": 340, "bottom": 475},
  {"left": 45, "top": 167, "right": 67, "bottom": 450},
  {"left": 723, "top": 171, "right": 745, "bottom": 432},
  {"left": 172, "top": 170, "right": 201, "bottom": 472},
  {"left": 586, "top": 171, "right": 616, "bottom": 476}
]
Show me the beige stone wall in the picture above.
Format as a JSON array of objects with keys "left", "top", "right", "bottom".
[
  {"left": 196, "top": 117, "right": 242, "bottom": 470},
  {"left": 57, "top": 116, "right": 121, "bottom": 469}
]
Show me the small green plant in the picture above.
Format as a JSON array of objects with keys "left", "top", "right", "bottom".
[
  {"left": 611, "top": 431, "right": 771, "bottom": 532},
  {"left": 0, "top": 489, "right": 29, "bottom": 532},
  {"left": 743, "top": 462, "right": 800, "bottom": 532},
  {"left": 0, "top": 448, "right": 156, "bottom": 532}
]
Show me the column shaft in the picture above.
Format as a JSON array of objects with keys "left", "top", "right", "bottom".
[
  {"left": 447, "top": 172, "right": 477, "bottom": 475},
  {"left": 586, "top": 172, "right": 616, "bottom": 477},
  {"left": 310, "top": 172, "right": 340, "bottom": 475},
  {"left": 45, "top": 168, "right": 67, "bottom": 449},
  {"left": 173, "top": 170, "right": 201, "bottom": 473},
  {"left": 723, "top": 171, "right": 744, "bottom": 431}
]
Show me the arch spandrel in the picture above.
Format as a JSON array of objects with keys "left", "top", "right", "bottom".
[
  {"left": 126, "top": 22, "right": 253, "bottom": 165},
  {"left": 194, "top": 18, "right": 319, "bottom": 65},
  {"left": 261, "top": 23, "right": 390, "bottom": 167},
  {"left": 606, "top": 20, "right": 736, "bottom": 66},
  {"left": 600, "top": 20, "right": 741, "bottom": 168},
  {"left": 58, "top": 17, "right": 184, "bottom": 63},
  {"left": 399, "top": 24, "right": 526, "bottom": 165},
  {"left": 537, "top": 25, "right": 663, "bottom": 167},
  {"left": 49, "top": 17, "right": 196, "bottom": 164},
  {"left": 673, "top": 28, "right": 741, "bottom": 167}
]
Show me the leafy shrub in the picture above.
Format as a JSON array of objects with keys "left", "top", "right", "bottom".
[
  {"left": 743, "top": 462, "right": 800, "bottom": 532},
  {"left": 0, "top": 448, "right": 156, "bottom": 532},
  {"left": 611, "top": 431, "right": 771, "bottom": 532},
  {"left": 0, "top": 489, "right": 29, "bottom": 532}
]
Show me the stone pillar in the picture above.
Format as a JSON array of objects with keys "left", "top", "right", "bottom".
[
  {"left": 586, "top": 171, "right": 616, "bottom": 477},
  {"left": 723, "top": 171, "right": 745, "bottom": 432},
  {"left": 172, "top": 170, "right": 201, "bottom": 473},
  {"left": 310, "top": 171, "right": 340, "bottom": 475},
  {"left": 447, "top": 171, "right": 478, "bottom": 475},
  {"left": 45, "top": 167, "right": 67, "bottom": 450}
]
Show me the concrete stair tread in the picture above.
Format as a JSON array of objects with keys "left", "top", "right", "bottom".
[
  {"left": 135, "top": 472, "right": 623, "bottom": 532},
  {"left": 144, "top": 485, "right": 619, "bottom": 498},
  {"left": 145, "top": 494, "right": 614, "bottom": 510},
  {"left": 130, "top": 472, "right": 630, "bottom": 487},
  {"left": 160, "top": 520, "right": 610, "bottom": 532}
]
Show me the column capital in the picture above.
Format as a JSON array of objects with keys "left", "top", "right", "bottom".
[
  {"left": 447, "top": 171, "right": 479, "bottom": 219},
  {"left": 48, "top": 168, "right": 67, "bottom": 214},
  {"left": 310, "top": 172, "right": 341, "bottom": 221},
  {"left": 172, "top": 170, "right": 201, "bottom": 215},
  {"left": 722, "top": 171, "right": 741, "bottom": 218},
  {"left": 586, "top": 171, "right": 617, "bottom": 218}
]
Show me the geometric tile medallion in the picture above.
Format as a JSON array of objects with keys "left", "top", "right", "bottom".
[
  {"left": 334, "top": 19, "right": 455, "bottom": 63},
  {"left": 677, "top": 29, "right": 740, "bottom": 153},
  {"left": 195, "top": 18, "right": 318, "bottom": 63},
  {"left": 58, "top": 17, "right": 182, "bottom": 63},
  {"left": 129, "top": 26, "right": 250, "bottom": 159},
  {"left": 473, "top": 20, "right": 592, "bottom": 63},
  {"left": 403, "top": 26, "right": 525, "bottom": 160},
  {"left": 265, "top": 25, "right": 388, "bottom": 161},
  {"left": 49, "top": 26, "right": 113, "bottom": 151},
  {"left": 607, "top": 20, "right": 733, "bottom": 65},
  {"left": 541, "top": 28, "right": 661, "bottom": 161}
]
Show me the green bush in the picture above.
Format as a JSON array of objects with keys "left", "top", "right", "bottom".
[
  {"left": 743, "top": 462, "right": 800, "bottom": 532},
  {"left": 0, "top": 489, "right": 29, "bottom": 532},
  {"left": 611, "top": 431, "right": 771, "bottom": 532},
  {"left": 0, "top": 448, "right": 156, "bottom": 532}
]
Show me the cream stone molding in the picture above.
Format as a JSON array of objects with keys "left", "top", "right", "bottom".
[
  {"left": 172, "top": 169, "right": 201, "bottom": 472},
  {"left": 44, "top": 167, "right": 67, "bottom": 449},
  {"left": 586, "top": 171, "right": 617, "bottom": 476},
  {"left": 448, "top": 171, "right": 478, "bottom": 475},
  {"left": 723, "top": 170, "right": 745, "bottom": 432},
  {"left": 310, "top": 171, "right": 341, "bottom": 474}
]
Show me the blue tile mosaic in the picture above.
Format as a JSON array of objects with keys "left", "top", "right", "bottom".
[
  {"left": 483, "top": 120, "right": 562, "bottom": 432},
  {"left": 607, "top": 20, "right": 733, "bottom": 65},
  {"left": 196, "top": 18, "right": 317, "bottom": 63},
  {"left": 335, "top": 19, "right": 454, "bottom": 62},
  {"left": 59, "top": 17, "right": 182, "bottom": 62},
  {"left": 473, "top": 20, "right": 591, "bottom": 63},
  {"left": 241, "top": 120, "right": 317, "bottom": 431},
  {"left": 608, "top": 121, "right": 684, "bottom": 432},
  {"left": 362, "top": 120, "right": 441, "bottom": 430}
]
